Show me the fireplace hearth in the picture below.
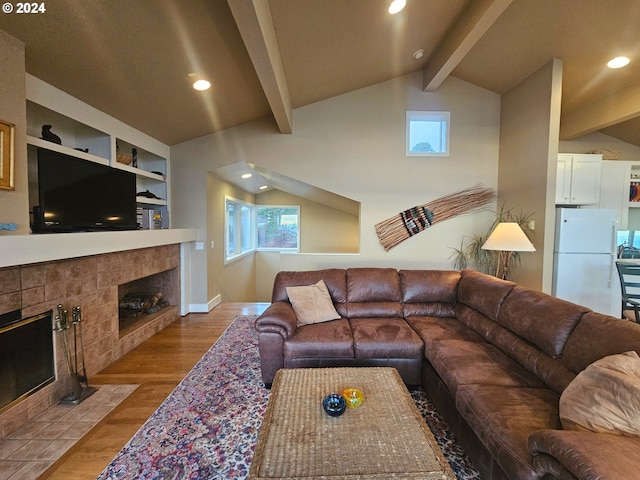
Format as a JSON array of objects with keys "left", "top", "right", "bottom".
[{"left": 0, "top": 242, "right": 183, "bottom": 439}]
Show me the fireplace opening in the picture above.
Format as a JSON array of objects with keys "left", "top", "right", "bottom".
[
  {"left": 0, "top": 311, "right": 55, "bottom": 413},
  {"left": 118, "top": 268, "right": 179, "bottom": 338}
]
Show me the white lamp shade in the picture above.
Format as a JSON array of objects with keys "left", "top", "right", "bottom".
[{"left": 482, "top": 222, "right": 536, "bottom": 252}]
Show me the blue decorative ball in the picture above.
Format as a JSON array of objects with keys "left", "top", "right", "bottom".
[{"left": 322, "top": 393, "right": 347, "bottom": 417}]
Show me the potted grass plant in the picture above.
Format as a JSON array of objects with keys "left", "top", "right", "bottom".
[{"left": 450, "top": 205, "right": 534, "bottom": 279}]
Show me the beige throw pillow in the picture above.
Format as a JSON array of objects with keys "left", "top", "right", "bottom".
[
  {"left": 286, "top": 279, "right": 341, "bottom": 326},
  {"left": 559, "top": 351, "right": 640, "bottom": 435}
]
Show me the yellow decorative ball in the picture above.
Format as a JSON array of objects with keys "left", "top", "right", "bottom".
[{"left": 342, "top": 387, "right": 364, "bottom": 408}]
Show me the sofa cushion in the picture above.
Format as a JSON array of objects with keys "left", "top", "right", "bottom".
[
  {"left": 284, "top": 319, "right": 354, "bottom": 359},
  {"left": 457, "top": 269, "right": 515, "bottom": 321},
  {"left": 346, "top": 268, "right": 403, "bottom": 318},
  {"left": 484, "top": 321, "right": 577, "bottom": 395},
  {"left": 456, "top": 385, "right": 560, "bottom": 480},
  {"left": 455, "top": 303, "right": 503, "bottom": 340},
  {"left": 399, "top": 270, "right": 459, "bottom": 317},
  {"left": 349, "top": 318, "right": 423, "bottom": 359},
  {"left": 400, "top": 270, "right": 460, "bottom": 302},
  {"left": 272, "top": 269, "right": 348, "bottom": 317},
  {"left": 346, "top": 301, "right": 404, "bottom": 318},
  {"left": 426, "top": 338, "right": 546, "bottom": 396},
  {"left": 286, "top": 279, "right": 341, "bottom": 326},
  {"left": 559, "top": 351, "right": 640, "bottom": 435},
  {"left": 346, "top": 268, "right": 401, "bottom": 301},
  {"left": 405, "top": 316, "right": 484, "bottom": 348},
  {"left": 497, "top": 285, "right": 587, "bottom": 358},
  {"left": 562, "top": 312, "right": 640, "bottom": 374}
]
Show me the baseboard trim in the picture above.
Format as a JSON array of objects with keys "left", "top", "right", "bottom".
[{"left": 188, "top": 294, "right": 221, "bottom": 313}]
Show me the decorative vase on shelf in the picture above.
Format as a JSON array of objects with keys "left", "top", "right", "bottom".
[{"left": 41, "top": 125, "right": 62, "bottom": 145}]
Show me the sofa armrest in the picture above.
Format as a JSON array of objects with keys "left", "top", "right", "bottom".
[
  {"left": 255, "top": 301, "right": 298, "bottom": 339},
  {"left": 528, "top": 429, "right": 640, "bottom": 480}
]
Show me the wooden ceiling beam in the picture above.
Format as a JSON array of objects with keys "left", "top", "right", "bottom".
[
  {"left": 422, "top": 0, "right": 513, "bottom": 92},
  {"left": 560, "top": 82, "right": 640, "bottom": 139},
  {"left": 228, "top": 0, "right": 292, "bottom": 133}
]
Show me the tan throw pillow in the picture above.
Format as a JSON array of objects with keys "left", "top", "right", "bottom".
[
  {"left": 286, "top": 279, "right": 341, "bottom": 326},
  {"left": 559, "top": 351, "right": 640, "bottom": 435}
]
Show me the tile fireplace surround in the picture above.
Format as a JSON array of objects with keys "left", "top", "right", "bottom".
[{"left": 0, "top": 243, "right": 182, "bottom": 439}]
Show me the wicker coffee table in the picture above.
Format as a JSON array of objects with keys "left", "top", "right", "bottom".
[{"left": 248, "top": 367, "right": 455, "bottom": 479}]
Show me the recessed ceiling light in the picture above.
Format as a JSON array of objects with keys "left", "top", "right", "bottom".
[
  {"left": 413, "top": 49, "right": 424, "bottom": 60},
  {"left": 193, "top": 79, "right": 211, "bottom": 91},
  {"left": 259, "top": 185, "right": 268, "bottom": 190},
  {"left": 388, "top": 0, "right": 406, "bottom": 14},
  {"left": 607, "top": 56, "right": 630, "bottom": 69},
  {"left": 241, "top": 173, "right": 252, "bottom": 179}
]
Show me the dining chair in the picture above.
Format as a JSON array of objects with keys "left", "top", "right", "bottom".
[{"left": 615, "top": 261, "right": 640, "bottom": 322}]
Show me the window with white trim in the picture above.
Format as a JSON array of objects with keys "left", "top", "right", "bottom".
[
  {"left": 406, "top": 111, "right": 450, "bottom": 156},
  {"left": 225, "top": 199, "right": 301, "bottom": 262},
  {"left": 257, "top": 206, "right": 300, "bottom": 251},
  {"left": 225, "top": 196, "right": 256, "bottom": 262}
]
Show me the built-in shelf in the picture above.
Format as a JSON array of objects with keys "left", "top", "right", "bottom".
[
  {"left": 116, "top": 162, "right": 165, "bottom": 181},
  {"left": 136, "top": 196, "right": 168, "bottom": 206},
  {"left": 26, "top": 75, "right": 171, "bottom": 229},
  {"left": 26, "top": 135, "right": 109, "bottom": 166}
]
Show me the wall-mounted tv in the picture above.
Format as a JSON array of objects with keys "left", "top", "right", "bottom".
[{"left": 33, "top": 148, "right": 138, "bottom": 233}]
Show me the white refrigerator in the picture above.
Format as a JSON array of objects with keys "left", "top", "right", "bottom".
[{"left": 553, "top": 208, "right": 618, "bottom": 316}]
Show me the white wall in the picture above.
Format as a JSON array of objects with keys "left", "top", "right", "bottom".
[
  {"left": 171, "top": 72, "right": 502, "bottom": 305},
  {"left": 560, "top": 131, "right": 640, "bottom": 160},
  {"left": 497, "top": 59, "right": 563, "bottom": 292},
  {"left": 0, "top": 31, "right": 28, "bottom": 234},
  {"left": 205, "top": 173, "right": 256, "bottom": 304}
]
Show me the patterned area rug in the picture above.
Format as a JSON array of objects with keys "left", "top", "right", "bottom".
[{"left": 99, "top": 316, "right": 481, "bottom": 479}]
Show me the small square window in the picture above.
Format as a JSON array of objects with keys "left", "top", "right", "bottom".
[{"left": 406, "top": 111, "right": 450, "bottom": 157}]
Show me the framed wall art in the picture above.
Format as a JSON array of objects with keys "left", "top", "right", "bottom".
[{"left": 0, "top": 119, "right": 15, "bottom": 191}]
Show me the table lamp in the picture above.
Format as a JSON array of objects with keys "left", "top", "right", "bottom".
[{"left": 482, "top": 222, "right": 535, "bottom": 280}]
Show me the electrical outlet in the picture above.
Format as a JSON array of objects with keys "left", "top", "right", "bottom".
[
  {"left": 195, "top": 242, "right": 204, "bottom": 251},
  {"left": 528, "top": 220, "right": 535, "bottom": 231}
]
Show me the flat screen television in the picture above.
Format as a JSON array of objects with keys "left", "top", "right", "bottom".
[{"left": 33, "top": 148, "right": 138, "bottom": 233}]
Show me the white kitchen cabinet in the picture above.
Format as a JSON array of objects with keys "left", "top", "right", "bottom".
[
  {"left": 556, "top": 154, "right": 602, "bottom": 205},
  {"left": 597, "top": 161, "right": 631, "bottom": 229}
]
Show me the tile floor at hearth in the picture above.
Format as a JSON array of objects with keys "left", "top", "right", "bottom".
[{"left": 0, "top": 384, "right": 138, "bottom": 480}]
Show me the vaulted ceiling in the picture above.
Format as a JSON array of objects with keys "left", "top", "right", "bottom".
[{"left": 1, "top": 0, "right": 639, "bottom": 147}]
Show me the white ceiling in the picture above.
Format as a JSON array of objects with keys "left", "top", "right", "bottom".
[{"left": 1, "top": 0, "right": 639, "bottom": 149}]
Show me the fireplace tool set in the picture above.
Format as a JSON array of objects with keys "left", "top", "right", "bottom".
[{"left": 54, "top": 304, "right": 96, "bottom": 404}]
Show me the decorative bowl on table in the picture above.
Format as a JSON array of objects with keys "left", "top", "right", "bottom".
[
  {"left": 342, "top": 387, "right": 364, "bottom": 408},
  {"left": 322, "top": 393, "right": 347, "bottom": 417}
]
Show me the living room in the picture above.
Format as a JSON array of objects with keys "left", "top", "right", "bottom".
[
  {"left": 2, "top": 1, "right": 640, "bottom": 478},
  {"left": 2, "top": 1, "right": 640, "bottom": 305}
]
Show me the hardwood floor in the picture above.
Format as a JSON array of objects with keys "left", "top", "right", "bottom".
[{"left": 39, "top": 302, "right": 268, "bottom": 480}]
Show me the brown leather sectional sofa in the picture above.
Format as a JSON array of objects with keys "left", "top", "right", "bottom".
[{"left": 255, "top": 267, "right": 640, "bottom": 480}]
